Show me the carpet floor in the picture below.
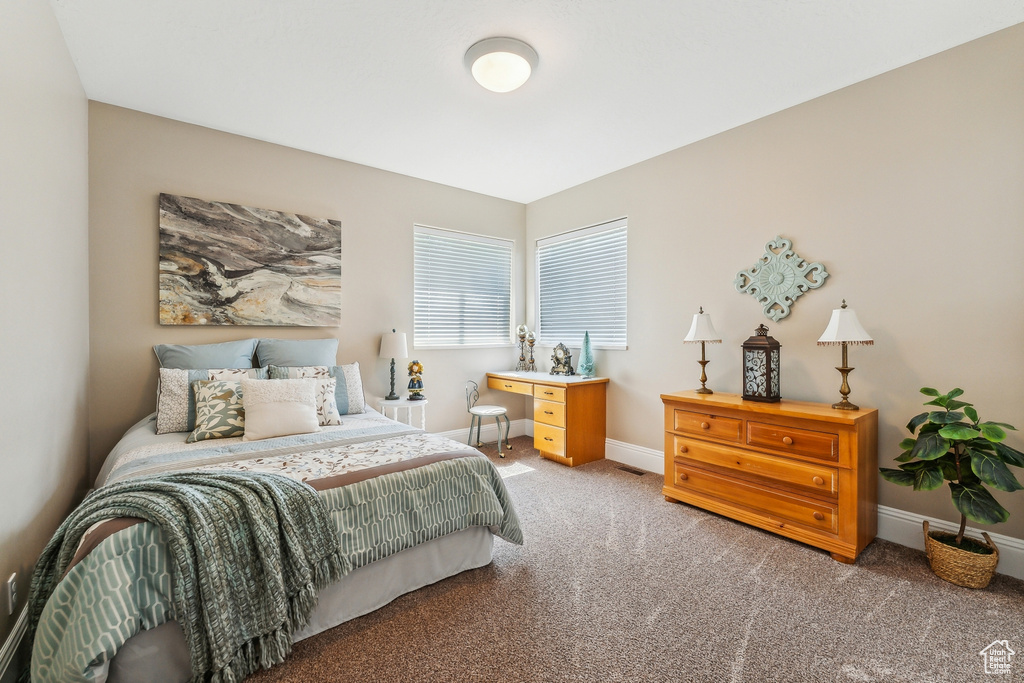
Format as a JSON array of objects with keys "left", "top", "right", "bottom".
[{"left": 248, "top": 436, "right": 1023, "bottom": 682}]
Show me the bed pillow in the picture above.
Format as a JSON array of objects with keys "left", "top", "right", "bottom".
[
  {"left": 186, "top": 380, "right": 246, "bottom": 443},
  {"left": 254, "top": 338, "right": 338, "bottom": 367},
  {"left": 153, "top": 339, "right": 257, "bottom": 369},
  {"left": 156, "top": 367, "right": 267, "bottom": 434},
  {"left": 241, "top": 378, "right": 320, "bottom": 442},
  {"left": 268, "top": 363, "right": 365, "bottom": 415}
]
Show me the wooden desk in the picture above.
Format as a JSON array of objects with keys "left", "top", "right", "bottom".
[
  {"left": 661, "top": 391, "right": 877, "bottom": 563},
  {"left": 487, "top": 371, "right": 608, "bottom": 467}
]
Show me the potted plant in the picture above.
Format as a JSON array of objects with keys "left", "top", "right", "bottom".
[{"left": 880, "top": 387, "right": 1024, "bottom": 588}]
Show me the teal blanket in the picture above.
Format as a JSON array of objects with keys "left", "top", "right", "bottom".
[
  {"left": 29, "top": 455, "right": 523, "bottom": 682},
  {"left": 25, "top": 472, "right": 346, "bottom": 683}
]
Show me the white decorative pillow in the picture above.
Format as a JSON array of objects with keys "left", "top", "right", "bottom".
[
  {"left": 315, "top": 377, "right": 342, "bottom": 426},
  {"left": 156, "top": 367, "right": 267, "bottom": 434},
  {"left": 241, "top": 378, "right": 320, "bottom": 442}
]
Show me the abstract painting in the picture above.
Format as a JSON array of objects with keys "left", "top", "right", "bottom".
[{"left": 159, "top": 194, "right": 342, "bottom": 326}]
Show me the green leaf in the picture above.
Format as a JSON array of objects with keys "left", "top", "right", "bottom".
[
  {"left": 995, "top": 442, "right": 1024, "bottom": 468},
  {"left": 979, "top": 423, "right": 1007, "bottom": 443},
  {"left": 969, "top": 448, "right": 1024, "bottom": 492},
  {"left": 944, "top": 400, "right": 971, "bottom": 411},
  {"left": 911, "top": 432, "right": 950, "bottom": 460},
  {"left": 947, "top": 388, "right": 965, "bottom": 400},
  {"left": 950, "top": 482, "right": 1010, "bottom": 525},
  {"left": 898, "top": 438, "right": 917, "bottom": 451},
  {"left": 938, "top": 424, "right": 981, "bottom": 440},
  {"left": 906, "top": 412, "right": 930, "bottom": 434},
  {"left": 879, "top": 468, "right": 915, "bottom": 486},
  {"left": 920, "top": 387, "right": 940, "bottom": 397},
  {"left": 987, "top": 422, "right": 1018, "bottom": 431},
  {"left": 964, "top": 406, "right": 979, "bottom": 423},
  {"left": 928, "top": 411, "right": 964, "bottom": 424},
  {"left": 913, "top": 465, "right": 945, "bottom": 491},
  {"left": 925, "top": 396, "right": 949, "bottom": 407},
  {"left": 895, "top": 450, "right": 915, "bottom": 463}
]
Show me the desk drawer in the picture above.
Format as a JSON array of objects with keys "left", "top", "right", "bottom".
[
  {"left": 534, "top": 385, "right": 566, "bottom": 403},
  {"left": 534, "top": 423, "right": 566, "bottom": 457},
  {"left": 534, "top": 399, "right": 566, "bottom": 427},
  {"left": 671, "top": 436, "right": 837, "bottom": 497},
  {"left": 671, "top": 464, "right": 838, "bottom": 534},
  {"left": 673, "top": 410, "right": 742, "bottom": 443},
  {"left": 487, "top": 377, "right": 533, "bottom": 396},
  {"left": 747, "top": 422, "right": 839, "bottom": 461}
]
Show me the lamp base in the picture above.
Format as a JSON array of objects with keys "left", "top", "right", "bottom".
[
  {"left": 696, "top": 387, "right": 714, "bottom": 395},
  {"left": 832, "top": 398, "right": 859, "bottom": 411},
  {"left": 385, "top": 391, "right": 400, "bottom": 401}
]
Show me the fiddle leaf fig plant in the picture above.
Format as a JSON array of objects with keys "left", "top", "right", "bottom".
[{"left": 880, "top": 387, "right": 1024, "bottom": 546}]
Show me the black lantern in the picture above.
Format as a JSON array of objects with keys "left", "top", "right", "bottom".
[{"left": 741, "top": 324, "right": 781, "bottom": 402}]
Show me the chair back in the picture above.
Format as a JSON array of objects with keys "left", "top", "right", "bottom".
[{"left": 466, "top": 380, "right": 480, "bottom": 411}]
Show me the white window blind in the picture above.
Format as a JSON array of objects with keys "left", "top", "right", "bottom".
[
  {"left": 536, "top": 218, "right": 627, "bottom": 349},
  {"left": 414, "top": 225, "right": 513, "bottom": 347}
]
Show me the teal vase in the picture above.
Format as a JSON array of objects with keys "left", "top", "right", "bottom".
[{"left": 578, "top": 331, "right": 595, "bottom": 377}]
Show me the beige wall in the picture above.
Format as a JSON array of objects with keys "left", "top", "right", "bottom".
[
  {"left": 0, "top": 0, "right": 90, "bottom": 643},
  {"left": 526, "top": 25, "right": 1024, "bottom": 538},
  {"left": 87, "top": 103, "right": 526, "bottom": 475}
]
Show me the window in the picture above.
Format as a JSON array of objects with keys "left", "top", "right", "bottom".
[
  {"left": 414, "top": 225, "right": 513, "bottom": 347},
  {"left": 536, "top": 218, "right": 627, "bottom": 349}
]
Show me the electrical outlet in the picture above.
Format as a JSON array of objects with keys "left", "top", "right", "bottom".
[{"left": 6, "top": 573, "right": 16, "bottom": 616}]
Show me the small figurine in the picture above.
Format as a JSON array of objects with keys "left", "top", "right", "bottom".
[
  {"left": 526, "top": 331, "right": 537, "bottom": 372},
  {"left": 515, "top": 324, "right": 530, "bottom": 371},
  {"left": 407, "top": 360, "right": 425, "bottom": 400}
]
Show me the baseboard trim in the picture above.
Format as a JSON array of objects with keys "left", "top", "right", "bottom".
[
  {"left": 0, "top": 607, "right": 27, "bottom": 683},
  {"left": 602, "top": 438, "right": 1024, "bottom": 581},
  {"left": 433, "top": 418, "right": 529, "bottom": 445}
]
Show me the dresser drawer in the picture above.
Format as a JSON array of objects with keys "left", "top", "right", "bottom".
[
  {"left": 487, "top": 377, "right": 533, "bottom": 396},
  {"left": 747, "top": 422, "right": 839, "bottom": 461},
  {"left": 673, "top": 410, "right": 742, "bottom": 443},
  {"left": 534, "top": 399, "right": 566, "bottom": 427},
  {"left": 671, "top": 436, "right": 837, "bottom": 497},
  {"left": 534, "top": 385, "right": 566, "bottom": 403},
  {"left": 534, "top": 423, "right": 566, "bottom": 457},
  {"left": 672, "top": 464, "right": 838, "bottom": 534}
]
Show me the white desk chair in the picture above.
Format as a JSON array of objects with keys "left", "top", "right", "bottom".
[{"left": 466, "top": 380, "right": 511, "bottom": 457}]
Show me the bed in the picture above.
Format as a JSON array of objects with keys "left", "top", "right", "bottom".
[{"left": 29, "top": 406, "right": 523, "bottom": 683}]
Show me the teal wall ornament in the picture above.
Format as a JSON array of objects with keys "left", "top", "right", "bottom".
[{"left": 734, "top": 236, "right": 829, "bottom": 321}]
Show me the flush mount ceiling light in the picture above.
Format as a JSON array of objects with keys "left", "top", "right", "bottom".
[{"left": 465, "top": 37, "right": 538, "bottom": 93}]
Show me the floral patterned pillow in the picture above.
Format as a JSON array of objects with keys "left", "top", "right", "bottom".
[
  {"left": 186, "top": 380, "right": 246, "bottom": 443},
  {"left": 268, "top": 363, "right": 365, "bottom": 415}
]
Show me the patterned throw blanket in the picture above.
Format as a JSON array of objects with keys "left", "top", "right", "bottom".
[{"left": 24, "top": 471, "right": 347, "bottom": 683}]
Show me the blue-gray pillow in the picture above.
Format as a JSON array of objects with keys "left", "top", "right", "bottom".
[
  {"left": 153, "top": 339, "right": 257, "bottom": 369},
  {"left": 255, "top": 338, "right": 338, "bottom": 367}
]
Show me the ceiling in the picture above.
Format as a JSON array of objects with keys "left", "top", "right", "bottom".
[{"left": 51, "top": 0, "right": 1024, "bottom": 204}]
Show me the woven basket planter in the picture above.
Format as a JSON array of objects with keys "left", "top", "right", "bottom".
[{"left": 923, "top": 521, "right": 999, "bottom": 589}]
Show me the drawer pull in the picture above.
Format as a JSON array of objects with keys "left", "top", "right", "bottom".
[
  {"left": 700, "top": 422, "right": 710, "bottom": 430},
  {"left": 812, "top": 476, "right": 825, "bottom": 486},
  {"left": 544, "top": 391, "right": 554, "bottom": 395},
  {"left": 544, "top": 410, "right": 554, "bottom": 415},
  {"left": 504, "top": 384, "right": 512, "bottom": 388},
  {"left": 544, "top": 437, "right": 554, "bottom": 442},
  {"left": 782, "top": 436, "right": 794, "bottom": 445},
  {"left": 813, "top": 512, "right": 824, "bottom": 521},
  {"left": 678, "top": 472, "right": 689, "bottom": 480},
  {"left": 679, "top": 445, "right": 688, "bottom": 454}
]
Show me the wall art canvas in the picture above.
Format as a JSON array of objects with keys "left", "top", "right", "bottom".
[{"left": 159, "top": 193, "right": 342, "bottom": 326}]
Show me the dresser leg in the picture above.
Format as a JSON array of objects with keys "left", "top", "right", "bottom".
[
  {"left": 830, "top": 552, "right": 855, "bottom": 564},
  {"left": 664, "top": 496, "right": 681, "bottom": 504}
]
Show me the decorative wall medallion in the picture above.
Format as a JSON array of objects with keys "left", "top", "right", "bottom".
[{"left": 734, "top": 236, "right": 828, "bottom": 321}]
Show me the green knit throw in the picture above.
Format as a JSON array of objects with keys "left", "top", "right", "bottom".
[{"left": 24, "top": 471, "right": 348, "bottom": 683}]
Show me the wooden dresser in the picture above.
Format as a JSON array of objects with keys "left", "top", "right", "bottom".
[
  {"left": 487, "top": 371, "right": 608, "bottom": 467},
  {"left": 661, "top": 391, "right": 877, "bottom": 563}
]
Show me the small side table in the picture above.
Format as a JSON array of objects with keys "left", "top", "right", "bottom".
[{"left": 379, "top": 397, "right": 428, "bottom": 430}]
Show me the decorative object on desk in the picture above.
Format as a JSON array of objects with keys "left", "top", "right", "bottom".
[
  {"left": 158, "top": 193, "right": 341, "bottom": 326},
  {"left": 379, "top": 329, "right": 408, "bottom": 401},
  {"left": 681, "top": 307, "right": 721, "bottom": 394},
  {"left": 526, "top": 331, "right": 537, "bottom": 371},
  {"left": 577, "top": 331, "right": 595, "bottom": 378},
  {"left": 515, "top": 324, "right": 530, "bottom": 371},
  {"left": 465, "top": 380, "right": 511, "bottom": 457},
  {"left": 880, "top": 387, "right": 1023, "bottom": 588},
  {"left": 734, "top": 235, "right": 829, "bottom": 322},
  {"left": 550, "top": 343, "right": 575, "bottom": 376},
  {"left": 407, "top": 360, "right": 425, "bottom": 400},
  {"left": 817, "top": 299, "right": 873, "bottom": 410},
  {"left": 741, "top": 324, "right": 781, "bottom": 402}
]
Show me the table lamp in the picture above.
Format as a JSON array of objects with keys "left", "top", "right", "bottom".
[
  {"left": 379, "top": 329, "right": 408, "bottom": 401},
  {"left": 683, "top": 307, "right": 722, "bottom": 394},
  {"left": 817, "top": 300, "right": 873, "bottom": 410}
]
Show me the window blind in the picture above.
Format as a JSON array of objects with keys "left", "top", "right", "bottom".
[
  {"left": 414, "top": 225, "right": 513, "bottom": 347},
  {"left": 536, "top": 218, "right": 627, "bottom": 349}
]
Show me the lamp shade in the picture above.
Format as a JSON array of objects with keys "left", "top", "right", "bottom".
[
  {"left": 683, "top": 307, "right": 722, "bottom": 343},
  {"left": 379, "top": 331, "right": 408, "bottom": 359},
  {"left": 817, "top": 301, "right": 873, "bottom": 345}
]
